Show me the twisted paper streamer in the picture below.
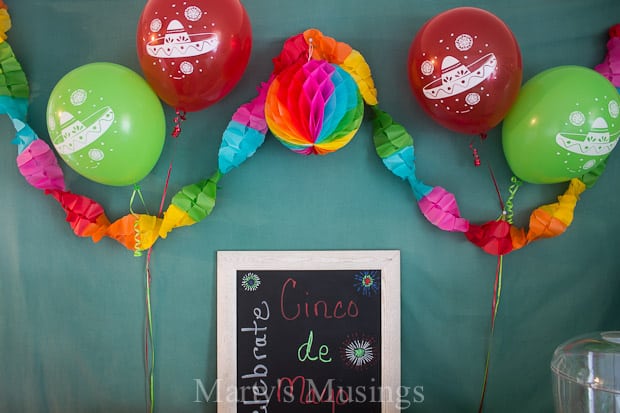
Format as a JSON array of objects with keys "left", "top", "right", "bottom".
[
  {"left": 2, "top": 18, "right": 607, "bottom": 256},
  {"left": 595, "top": 24, "right": 620, "bottom": 90},
  {"left": 371, "top": 107, "right": 589, "bottom": 255},
  {"left": 4, "top": 25, "right": 378, "bottom": 252},
  {"left": 4, "top": 18, "right": 614, "bottom": 413}
]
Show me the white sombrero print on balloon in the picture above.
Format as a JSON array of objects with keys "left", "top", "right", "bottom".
[
  {"left": 136, "top": 0, "right": 252, "bottom": 112},
  {"left": 146, "top": 19, "right": 218, "bottom": 60},
  {"left": 417, "top": 34, "right": 497, "bottom": 115},
  {"left": 145, "top": 4, "right": 219, "bottom": 82},
  {"left": 422, "top": 53, "right": 497, "bottom": 103},
  {"left": 408, "top": 7, "right": 522, "bottom": 135},
  {"left": 48, "top": 88, "right": 116, "bottom": 169},
  {"left": 53, "top": 106, "right": 115, "bottom": 157},
  {"left": 556, "top": 116, "right": 620, "bottom": 157},
  {"left": 554, "top": 101, "right": 620, "bottom": 176}
]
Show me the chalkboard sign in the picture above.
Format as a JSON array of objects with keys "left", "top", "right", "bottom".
[{"left": 217, "top": 250, "right": 400, "bottom": 413}]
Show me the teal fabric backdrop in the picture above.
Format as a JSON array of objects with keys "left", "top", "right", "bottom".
[{"left": 1, "top": 1, "right": 619, "bottom": 412}]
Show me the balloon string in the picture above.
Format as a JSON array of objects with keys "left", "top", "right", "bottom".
[
  {"left": 141, "top": 122, "right": 181, "bottom": 413},
  {"left": 171, "top": 109, "right": 187, "bottom": 138},
  {"left": 307, "top": 37, "right": 314, "bottom": 62},
  {"left": 478, "top": 254, "right": 504, "bottom": 413},
  {"left": 487, "top": 163, "right": 504, "bottom": 213},
  {"left": 491, "top": 255, "right": 503, "bottom": 330},
  {"left": 142, "top": 116, "right": 182, "bottom": 412},
  {"left": 144, "top": 248, "right": 155, "bottom": 413},
  {"left": 157, "top": 133, "right": 179, "bottom": 216},
  {"left": 127, "top": 182, "right": 155, "bottom": 412},
  {"left": 504, "top": 176, "right": 522, "bottom": 225}
]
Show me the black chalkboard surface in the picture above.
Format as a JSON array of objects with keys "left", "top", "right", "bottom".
[
  {"left": 217, "top": 251, "right": 400, "bottom": 413},
  {"left": 237, "top": 269, "right": 381, "bottom": 412}
]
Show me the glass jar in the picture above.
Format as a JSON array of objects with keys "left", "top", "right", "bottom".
[{"left": 551, "top": 331, "right": 620, "bottom": 412}]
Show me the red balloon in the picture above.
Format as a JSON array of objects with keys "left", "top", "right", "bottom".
[
  {"left": 136, "top": 0, "right": 252, "bottom": 112},
  {"left": 408, "top": 7, "right": 522, "bottom": 136}
]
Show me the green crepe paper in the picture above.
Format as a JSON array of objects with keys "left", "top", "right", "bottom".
[
  {"left": 371, "top": 107, "right": 413, "bottom": 159},
  {"left": 0, "top": 42, "right": 29, "bottom": 98},
  {"left": 171, "top": 170, "right": 221, "bottom": 222}
]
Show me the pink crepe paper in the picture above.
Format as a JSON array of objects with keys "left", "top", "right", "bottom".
[
  {"left": 595, "top": 24, "right": 620, "bottom": 87},
  {"left": 16, "top": 139, "right": 65, "bottom": 191},
  {"left": 231, "top": 81, "right": 271, "bottom": 133},
  {"left": 418, "top": 186, "right": 470, "bottom": 232}
]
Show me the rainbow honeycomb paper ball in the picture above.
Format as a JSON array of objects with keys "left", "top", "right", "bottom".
[{"left": 265, "top": 59, "right": 364, "bottom": 155}]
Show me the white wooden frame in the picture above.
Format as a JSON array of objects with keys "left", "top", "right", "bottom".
[{"left": 216, "top": 250, "right": 401, "bottom": 412}]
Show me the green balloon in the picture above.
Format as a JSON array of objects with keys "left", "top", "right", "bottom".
[
  {"left": 47, "top": 62, "right": 166, "bottom": 186},
  {"left": 502, "top": 66, "right": 620, "bottom": 184}
]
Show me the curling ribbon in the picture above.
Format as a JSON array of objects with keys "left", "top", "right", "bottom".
[
  {"left": 170, "top": 109, "right": 186, "bottom": 138},
  {"left": 478, "top": 254, "right": 504, "bottom": 413}
]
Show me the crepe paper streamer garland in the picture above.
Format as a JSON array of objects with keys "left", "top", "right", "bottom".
[
  {"left": 3, "top": 10, "right": 609, "bottom": 413},
  {"left": 595, "top": 24, "right": 620, "bottom": 92},
  {"left": 4, "top": 23, "right": 376, "bottom": 252},
  {"left": 372, "top": 107, "right": 590, "bottom": 256},
  {"left": 2, "top": 6, "right": 613, "bottom": 257}
]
